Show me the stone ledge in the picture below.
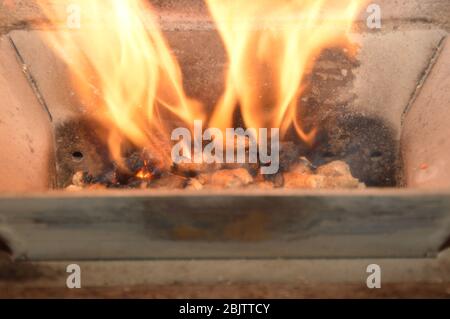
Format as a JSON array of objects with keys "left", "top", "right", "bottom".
[{"left": 1, "top": 249, "right": 449, "bottom": 298}]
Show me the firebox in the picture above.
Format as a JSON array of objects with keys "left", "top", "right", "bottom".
[{"left": 0, "top": 0, "right": 449, "bottom": 263}]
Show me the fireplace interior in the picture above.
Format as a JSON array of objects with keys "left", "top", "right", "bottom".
[
  {"left": 0, "top": 2, "right": 449, "bottom": 264},
  {"left": 3, "top": 29, "right": 447, "bottom": 191}
]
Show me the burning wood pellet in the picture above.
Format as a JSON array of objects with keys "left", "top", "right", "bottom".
[
  {"left": 316, "top": 160, "right": 353, "bottom": 177},
  {"left": 283, "top": 160, "right": 364, "bottom": 189},
  {"left": 66, "top": 149, "right": 365, "bottom": 191},
  {"left": 148, "top": 174, "right": 188, "bottom": 190},
  {"left": 194, "top": 168, "right": 254, "bottom": 189}
]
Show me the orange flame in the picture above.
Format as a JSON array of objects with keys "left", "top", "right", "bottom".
[
  {"left": 206, "top": 0, "right": 365, "bottom": 144},
  {"left": 135, "top": 168, "right": 153, "bottom": 180},
  {"left": 36, "top": 0, "right": 204, "bottom": 168},
  {"left": 37, "top": 0, "right": 365, "bottom": 166}
]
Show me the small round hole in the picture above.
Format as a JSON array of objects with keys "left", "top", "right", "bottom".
[
  {"left": 370, "top": 151, "right": 383, "bottom": 159},
  {"left": 72, "top": 151, "right": 84, "bottom": 162},
  {"left": 323, "top": 151, "right": 335, "bottom": 158}
]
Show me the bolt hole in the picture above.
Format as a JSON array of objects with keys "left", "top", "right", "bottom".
[
  {"left": 323, "top": 151, "right": 335, "bottom": 158},
  {"left": 370, "top": 151, "right": 383, "bottom": 159},
  {"left": 72, "top": 151, "right": 84, "bottom": 162}
]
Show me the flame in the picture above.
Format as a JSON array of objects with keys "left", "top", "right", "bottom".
[
  {"left": 136, "top": 170, "right": 152, "bottom": 180},
  {"left": 37, "top": 0, "right": 365, "bottom": 167},
  {"left": 36, "top": 0, "right": 204, "bottom": 168},
  {"left": 135, "top": 157, "right": 154, "bottom": 180},
  {"left": 136, "top": 168, "right": 153, "bottom": 180},
  {"left": 206, "top": 0, "right": 365, "bottom": 144}
]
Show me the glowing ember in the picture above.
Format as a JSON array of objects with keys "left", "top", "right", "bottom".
[
  {"left": 135, "top": 161, "right": 153, "bottom": 180},
  {"left": 135, "top": 170, "right": 152, "bottom": 180}
]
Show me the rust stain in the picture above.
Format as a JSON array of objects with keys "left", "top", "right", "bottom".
[
  {"left": 170, "top": 211, "right": 271, "bottom": 242},
  {"left": 172, "top": 224, "right": 210, "bottom": 241},
  {"left": 222, "top": 212, "right": 270, "bottom": 242}
]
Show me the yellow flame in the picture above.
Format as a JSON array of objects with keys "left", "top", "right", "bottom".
[
  {"left": 37, "top": 0, "right": 204, "bottom": 168},
  {"left": 206, "top": 0, "right": 365, "bottom": 144},
  {"left": 37, "top": 0, "right": 365, "bottom": 166}
]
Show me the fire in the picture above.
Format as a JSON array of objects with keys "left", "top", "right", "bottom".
[
  {"left": 206, "top": 0, "right": 366, "bottom": 144},
  {"left": 136, "top": 167, "right": 153, "bottom": 180},
  {"left": 136, "top": 170, "right": 152, "bottom": 180},
  {"left": 37, "top": 0, "right": 365, "bottom": 168},
  {"left": 36, "top": 0, "right": 204, "bottom": 168}
]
